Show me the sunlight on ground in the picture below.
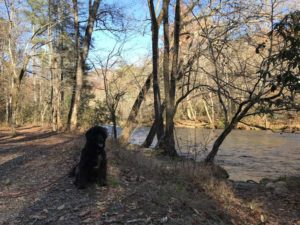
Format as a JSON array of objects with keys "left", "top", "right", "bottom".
[{"left": 0, "top": 153, "right": 24, "bottom": 166}]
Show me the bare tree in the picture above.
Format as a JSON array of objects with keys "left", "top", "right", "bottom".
[
  {"left": 3, "top": 0, "right": 52, "bottom": 133},
  {"left": 67, "top": 0, "right": 101, "bottom": 130},
  {"left": 147, "top": 0, "right": 164, "bottom": 143},
  {"left": 143, "top": 0, "right": 197, "bottom": 150},
  {"left": 93, "top": 41, "right": 127, "bottom": 139},
  {"left": 189, "top": 1, "right": 300, "bottom": 163},
  {"left": 162, "top": 0, "right": 180, "bottom": 156}
]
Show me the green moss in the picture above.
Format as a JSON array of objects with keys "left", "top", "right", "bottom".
[{"left": 108, "top": 176, "right": 120, "bottom": 187}]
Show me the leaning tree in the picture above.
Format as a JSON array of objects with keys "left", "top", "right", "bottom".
[{"left": 205, "top": 10, "right": 300, "bottom": 163}]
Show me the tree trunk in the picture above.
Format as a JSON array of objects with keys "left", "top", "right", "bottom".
[
  {"left": 51, "top": 54, "right": 61, "bottom": 131},
  {"left": 142, "top": 101, "right": 166, "bottom": 148},
  {"left": 33, "top": 68, "right": 38, "bottom": 125},
  {"left": 67, "top": 77, "right": 76, "bottom": 129},
  {"left": 69, "top": 56, "right": 84, "bottom": 130},
  {"left": 120, "top": 73, "right": 152, "bottom": 142},
  {"left": 162, "top": 0, "right": 171, "bottom": 150},
  {"left": 68, "top": 0, "right": 81, "bottom": 130},
  {"left": 48, "top": 1, "right": 56, "bottom": 131},
  {"left": 142, "top": 121, "right": 157, "bottom": 148},
  {"left": 205, "top": 101, "right": 255, "bottom": 163},
  {"left": 32, "top": 37, "right": 38, "bottom": 125},
  {"left": 187, "top": 99, "right": 196, "bottom": 120},
  {"left": 148, "top": 0, "right": 164, "bottom": 142},
  {"left": 209, "top": 92, "right": 215, "bottom": 129},
  {"left": 205, "top": 73, "right": 215, "bottom": 128},
  {"left": 7, "top": 6, "right": 17, "bottom": 134},
  {"left": 57, "top": 0, "right": 63, "bottom": 129},
  {"left": 68, "top": 0, "right": 101, "bottom": 130},
  {"left": 163, "top": 0, "right": 180, "bottom": 157},
  {"left": 112, "top": 112, "right": 117, "bottom": 139},
  {"left": 9, "top": 77, "right": 16, "bottom": 135},
  {"left": 5, "top": 94, "right": 9, "bottom": 124},
  {"left": 205, "top": 122, "right": 234, "bottom": 163},
  {"left": 39, "top": 77, "right": 44, "bottom": 125},
  {"left": 203, "top": 99, "right": 213, "bottom": 126}
]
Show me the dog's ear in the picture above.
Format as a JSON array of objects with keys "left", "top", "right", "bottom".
[
  {"left": 85, "top": 126, "right": 108, "bottom": 142},
  {"left": 101, "top": 127, "right": 108, "bottom": 140},
  {"left": 85, "top": 127, "right": 97, "bottom": 141}
]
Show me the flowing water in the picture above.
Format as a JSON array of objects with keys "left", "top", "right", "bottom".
[{"left": 107, "top": 126, "right": 300, "bottom": 181}]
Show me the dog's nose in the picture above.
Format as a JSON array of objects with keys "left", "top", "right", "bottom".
[{"left": 98, "top": 143, "right": 104, "bottom": 148}]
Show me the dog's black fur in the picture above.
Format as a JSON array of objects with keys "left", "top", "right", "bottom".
[{"left": 70, "top": 126, "right": 108, "bottom": 189}]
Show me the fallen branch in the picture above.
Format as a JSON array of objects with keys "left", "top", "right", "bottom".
[{"left": 239, "top": 121, "right": 275, "bottom": 132}]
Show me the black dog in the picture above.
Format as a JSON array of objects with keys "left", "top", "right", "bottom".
[{"left": 70, "top": 126, "right": 108, "bottom": 189}]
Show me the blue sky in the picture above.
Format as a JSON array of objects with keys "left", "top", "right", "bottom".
[
  {"left": 0, "top": 0, "right": 154, "bottom": 66},
  {"left": 91, "top": 28, "right": 152, "bottom": 66},
  {"left": 89, "top": 0, "right": 153, "bottom": 66}
]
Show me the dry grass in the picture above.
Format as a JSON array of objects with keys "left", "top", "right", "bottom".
[{"left": 107, "top": 141, "right": 262, "bottom": 225}]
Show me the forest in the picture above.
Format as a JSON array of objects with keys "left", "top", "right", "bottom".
[{"left": 0, "top": 0, "right": 299, "bottom": 224}]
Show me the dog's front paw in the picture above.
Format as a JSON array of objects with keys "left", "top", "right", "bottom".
[
  {"left": 76, "top": 183, "right": 86, "bottom": 189},
  {"left": 98, "top": 179, "right": 107, "bottom": 187}
]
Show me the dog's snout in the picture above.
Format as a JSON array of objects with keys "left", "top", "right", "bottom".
[{"left": 98, "top": 143, "right": 104, "bottom": 148}]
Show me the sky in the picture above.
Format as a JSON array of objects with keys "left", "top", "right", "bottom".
[
  {"left": 0, "top": 0, "right": 154, "bottom": 67},
  {"left": 89, "top": 0, "right": 153, "bottom": 66},
  {"left": 4, "top": 0, "right": 299, "bottom": 67}
]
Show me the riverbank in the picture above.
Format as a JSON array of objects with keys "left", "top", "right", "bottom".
[
  {"left": 134, "top": 117, "right": 300, "bottom": 133},
  {"left": 0, "top": 126, "right": 299, "bottom": 224},
  {"left": 174, "top": 118, "right": 300, "bottom": 133}
]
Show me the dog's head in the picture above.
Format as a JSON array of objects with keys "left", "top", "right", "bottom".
[{"left": 85, "top": 126, "right": 108, "bottom": 149}]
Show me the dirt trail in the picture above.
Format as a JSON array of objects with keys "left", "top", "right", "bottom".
[{"left": 0, "top": 126, "right": 299, "bottom": 225}]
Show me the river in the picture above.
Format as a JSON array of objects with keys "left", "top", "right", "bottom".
[{"left": 107, "top": 126, "right": 300, "bottom": 182}]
